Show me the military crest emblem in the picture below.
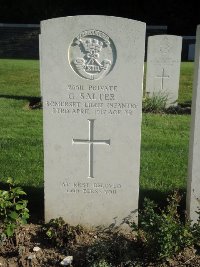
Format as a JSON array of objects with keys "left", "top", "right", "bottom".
[{"left": 68, "top": 30, "right": 116, "bottom": 80}]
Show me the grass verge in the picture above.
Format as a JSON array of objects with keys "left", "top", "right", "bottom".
[{"left": 0, "top": 59, "right": 194, "bottom": 216}]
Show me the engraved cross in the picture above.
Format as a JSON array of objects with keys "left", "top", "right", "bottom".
[
  {"left": 156, "top": 68, "right": 169, "bottom": 90},
  {"left": 72, "top": 119, "right": 110, "bottom": 178}
]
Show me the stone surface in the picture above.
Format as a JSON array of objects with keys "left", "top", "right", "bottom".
[
  {"left": 33, "top": 246, "right": 41, "bottom": 252},
  {"left": 187, "top": 25, "right": 200, "bottom": 223},
  {"left": 188, "top": 44, "right": 195, "bottom": 61},
  {"left": 145, "top": 35, "right": 182, "bottom": 106},
  {"left": 60, "top": 256, "right": 73, "bottom": 266},
  {"left": 41, "top": 16, "right": 145, "bottom": 226}
]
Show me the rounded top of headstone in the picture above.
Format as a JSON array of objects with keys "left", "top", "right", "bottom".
[
  {"left": 40, "top": 15, "right": 146, "bottom": 28},
  {"left": 148, "top": 34, "right": 182, "bottom": 41}
]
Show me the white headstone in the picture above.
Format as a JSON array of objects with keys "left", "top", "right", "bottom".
[
  {"left": 145, "top": 35, "right": 182, "bottom": 106},
  {"left": 187, "top": 25, "right": 200, "bottom": 223},
  {"left": 188, "top": 44, "right": 195, "bottom": 61},
  {"left": 41, "top": 16, "right": 146, "bottom": 227}
]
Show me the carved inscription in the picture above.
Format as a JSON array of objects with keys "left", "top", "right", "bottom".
[
  {"left": 159, "top": 37, "right": 172, "bottom": 54},
  {"left": 45, "top": 84, "right": 138, "bottom": 116},
  {"left": 72, "top": 119, "right": 110, "bottom": 179},
  {"left": 151, "top": 38, "right": 180, "bottom": 65},
  {"left": 155, "top": 68, "right": 169, "bottom": 90},
  {"left": 62, "top": 181, "right": 122, "bottom": 195},
  {"left": 68, "top": 29, "right": 116, "bottom": 80}
]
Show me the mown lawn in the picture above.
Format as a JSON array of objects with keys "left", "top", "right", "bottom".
[
  {"left": 0, "top": 59, "right": 194, "bottom": 205},
  {"left": 0, "top": 59, "right": 43, "bottom": 188},
  {"left": 141, "top": 113, "right": 190, "bottom": 192}
]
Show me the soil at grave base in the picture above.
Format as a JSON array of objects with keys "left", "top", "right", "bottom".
[{"left": 1, "top": 223, "right": 200, "bottom": 267}]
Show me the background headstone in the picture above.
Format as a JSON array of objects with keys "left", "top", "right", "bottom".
[
  {"left": 187, "top": 25, "right": 200, "bottom": 223},
  {"left": 41, "top": 15, "right": 146, "bottom": 226},
  {"left": 145, "top": 35, "right": 182, "bottom": 106}
]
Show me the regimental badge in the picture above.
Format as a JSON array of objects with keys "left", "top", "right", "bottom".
[
  {"left": 159, "top": 36, "right": 172, "bottom": 54},
  {"left": 68, "top": 29, "right": 116, "bottom": 80}
]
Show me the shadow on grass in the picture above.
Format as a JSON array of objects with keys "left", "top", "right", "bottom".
[
  {"left": 0, "top": 94, "right": 41, "bottom": 104},
  {"left": 139, "top": 188, "right": 187, "bottom": 218},
  {"left": 0, "top": 182, "right": 44, "bottom": 223},
  {"left": 0, "top": 181, "right": 187, "bottom": 224},
  {"left": 179, "top": 100, "right": 192, "bottom": 108}
]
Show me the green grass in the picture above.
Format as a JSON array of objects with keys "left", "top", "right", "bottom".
[
  {"left": 141, "top": 113, "right": 190, "bottom": 192},
  {"left": 0, "top": 59, "right": 194, "bottom": 212},
  {"left": 178, "top": 62, "right": 194, "bottom": 105},
  {"left": 0, "top": 59, "right": 40, "bottom": 97},
  {"left": 0, "top": 59, "right": 43, "bottom": 188}
]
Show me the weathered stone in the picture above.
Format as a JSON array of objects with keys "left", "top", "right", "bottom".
[
  {"left": 60, "top": 256, "right": 73, "bottom": 266},
  {"left": 187, "top": 25, "right": 200, "bottom": 223},
  {"left": 145, "top": 35, "right": 182, "bottom": 106},
  {"left": 41, "top": 16, "right": 145, "bottom": 226}
]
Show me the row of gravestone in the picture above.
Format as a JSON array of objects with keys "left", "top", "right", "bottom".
[{"left": 40, "top": 16, "right": 200, "bottom": 227}]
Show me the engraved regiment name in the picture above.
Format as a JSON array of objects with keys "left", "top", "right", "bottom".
[{"left": 68, "top": 29, "right": 116, "bottom": 80}]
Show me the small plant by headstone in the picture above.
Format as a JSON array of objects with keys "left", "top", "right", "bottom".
[
  {"left": 191, "top": 208, "right": 200, "bottom": 247},
  {"left": 85, "top": 232, "right": 137, "bottom": 267},
  {"left": 0, "top": 178, "right": 29, "bottom": 244},
  {"left": 43, "top": 217, "right": 83, "bottom": 247},
  {"left": 89, "top": 259, "right": 112, "bottom": 267},
  {"left": 143, "top": 91, "right": 169, "bottom": 113},
  {"left": 132, "top": 191, "right": 194, "bottom": 260}
]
